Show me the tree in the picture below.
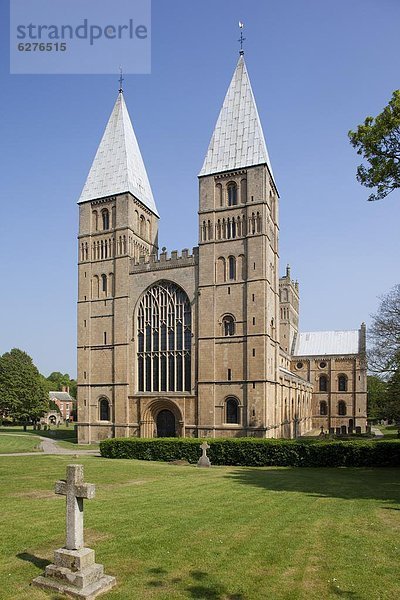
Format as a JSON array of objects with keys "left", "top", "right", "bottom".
[
  {"left": 385, "top": 354, "right": 400, "bottom": 423},
  {"left": 0, "top": 349, "right": 48, "bottom": 427},
  {"left": 46, "top": 371, "right": 77, "bottom": 399},
  {"left": 348, "top": 90, "right": 400, "bottom": 201},
  {"left": 368, "top": 284, "right": 400, "bottom": 374},
  {"left": 367, "top": 375, "right": 387, "bottom": 420}
]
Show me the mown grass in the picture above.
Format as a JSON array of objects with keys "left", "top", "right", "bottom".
[
  {"left": 0, "top": 426, "right": 99, "bottom": 450},
  {"left": 0, "top": 434, "right": 41, "bottom": 453},
  {"left": 0, "top": 455, "right": 399, "bottom": 599},
  {"left": 379, "top": 425, "right": 400, "bottom": 439}
]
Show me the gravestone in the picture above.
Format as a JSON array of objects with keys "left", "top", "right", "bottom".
[
  {"left": 341, "top": 425, "right": 347, "bottom": 435},
  {"left": 335, "top": 427, "right": 341, "bottom": 436},
  {"left": 197, "top": 441, "right": 211, "bottom": 468},
  {"left": 33, "top": 464, "right": 116, "bottom": 599},
  {"left": 329, "top": 428, "right": 335, "bottom": 435},
  {"left": 355, "top": 426, "right": 362, "bottom": 435}
]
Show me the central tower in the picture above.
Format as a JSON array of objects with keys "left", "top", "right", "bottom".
[{"left": 197, "top": 54, "right": 281, "bottom": 437}]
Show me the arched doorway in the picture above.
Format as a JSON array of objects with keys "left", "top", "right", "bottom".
[{"left": 156, "top": 409, "right": 176, "bottom": 437}]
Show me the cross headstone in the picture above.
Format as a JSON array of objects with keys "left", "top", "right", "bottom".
[
  {"left": 55, "top": 464, "right": 95, "bottom": 550},
  {"left": 197, "top": 441, "right": 211, "bottom": 468},
  {"left": 33, "top": 464, "right": 116, "bottom": 598}
]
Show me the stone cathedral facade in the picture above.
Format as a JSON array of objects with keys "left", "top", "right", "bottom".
[{"left": 76, "top": 54, "right": 367, "bottom": 444}]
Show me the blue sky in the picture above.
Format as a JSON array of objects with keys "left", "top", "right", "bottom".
[{"left": 1, "top": 0, "right": 399, "bottom": 377}]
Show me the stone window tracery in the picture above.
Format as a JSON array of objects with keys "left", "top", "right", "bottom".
[{"left": 137, "top": 281, "right": 191, "bottom": 393}]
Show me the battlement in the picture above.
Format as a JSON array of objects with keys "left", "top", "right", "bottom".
[{"left": 130, "top": 247, "right": 199, "bottom": 273}]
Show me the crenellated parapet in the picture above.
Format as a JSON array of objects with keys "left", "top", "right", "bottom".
[{"left": 130, "top": 247, "right": 199, "bottom": 273}]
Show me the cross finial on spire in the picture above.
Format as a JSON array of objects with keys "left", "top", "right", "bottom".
[
  {"left": 238, "top": 21, "right": 245, "bottom": 55},
  {"left": 119, "top": 66, "right": 124, "bottom": 93}
]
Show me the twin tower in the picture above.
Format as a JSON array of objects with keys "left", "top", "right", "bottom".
[{"left": 77, "top": 54, "right": 313, "bottom": 443}]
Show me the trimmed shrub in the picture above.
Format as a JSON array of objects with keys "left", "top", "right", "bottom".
[{"left": 100, "top": 437, "right": 400, "bottom": 468}]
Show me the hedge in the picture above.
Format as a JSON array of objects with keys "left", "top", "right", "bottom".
[{"left": 99, "top": 437, "right": 400, "bottom": 468}]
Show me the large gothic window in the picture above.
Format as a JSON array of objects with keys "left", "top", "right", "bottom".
[{"left": 137, "top": 281, "right": 191, "bottom": 392}]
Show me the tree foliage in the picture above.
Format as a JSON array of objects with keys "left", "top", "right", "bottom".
[
  {"left": 0, "top": 349, "right": 48, "bottom": 423},
  {"left": 46, "top": 371, "right": 77, "bottom": 399},
  {"left": 367, "top": 375, "right": 388, "bottom": 420},
  {"left": 385, "top": 356, "right": 400, "bottom": 422},
  {"left": 348, "top": 90, "right": 400, "bottom": 201},
  {"left": 368, "top": 285, "right": 400, "bottom": 422},
  {"left": 368, "top": 284, "right": 400, "bottom": 374}
]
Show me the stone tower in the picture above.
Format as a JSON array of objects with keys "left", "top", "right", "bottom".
[
  {"left": 279, "top": 265, "right": 299, "bottom": 354},
  {"left": 196, "top": 54, "right": 281, "bottom": 437},
  {"left": 77, "top": 90, "right": 159, "bottom": 443}
]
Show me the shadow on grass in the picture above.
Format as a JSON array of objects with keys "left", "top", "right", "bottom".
[
  {"left": 330, "top": 584, "right": 360, "bottom": 597},
  {"left": 17, "top": 552, "right": 50, "bottom": 570},
  {"left": 226, "top": 467, "right": 400, "bottom": 504},
  {"left": 146, "top": 567, "right": 245, "bottom": 599}
]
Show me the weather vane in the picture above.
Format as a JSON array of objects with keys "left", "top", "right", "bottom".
[
  {"left": 119, "top": 66, "right": 124, "bottom": 93},
  {"left": 238, "top": 21, "right": 245, "bottom": 55}
]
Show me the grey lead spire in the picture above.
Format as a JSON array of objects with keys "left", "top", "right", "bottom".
[
  {"left": 78, "top": 92, "right": 158, "bottom": 216},
  {"left": 199, "top": 54, "right": 276, "bottom": 188}
]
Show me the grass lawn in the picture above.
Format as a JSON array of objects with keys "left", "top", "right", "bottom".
[
  {"left": 378, "top": 425, "right": 400, "bottom": 439},
  {"left": 0, "top": 433, "right": 41, "bottom": 453},
  {"left": 0, "top": 456, "right": 399, "bottom": 599},
  {"left": 0, "top": 426, "right": 99, "bottom": 450}
]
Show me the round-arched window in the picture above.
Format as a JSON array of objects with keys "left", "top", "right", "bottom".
[
  {"left": 226, "top": 397, "right": 239, "bottom": 424},
  {"left": 319, "top": 375, "right": 328, "bottom": 392},
  {"left": 227, "top": 182, "right": 237, "bottom": 206},
  {"left": 338, "top": 375, "right": 347, "bottom": 392},
  {"left": 99, "top": 397, "right": 110, "bottom": 421},
  {"left": 222, "top": 315, "right": 235, "bottom": 336}
]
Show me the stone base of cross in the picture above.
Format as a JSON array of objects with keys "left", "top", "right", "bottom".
[
  {"left": 197, "top": 441, "right": 211, "bottom": 467},
  {"left": 33, "top": 464, "right": 116, "bottom": 599}
]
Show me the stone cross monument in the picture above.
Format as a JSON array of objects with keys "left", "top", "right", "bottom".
[
  {"left": 33, "top": 464, "right": 116, "bottom": 599},
  {"left": 55, "top": 464, "right": 95, "bottom": 550},
  {"left": 197, "top": 441, "right": 211, "bottom": 467}
]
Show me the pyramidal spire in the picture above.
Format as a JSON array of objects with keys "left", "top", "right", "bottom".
[
  {"left": 199, "top": 55, "right": 275, "bottom": 186},
  {"left": 78, "top": 92, "right": 159, "bottom": 217}
]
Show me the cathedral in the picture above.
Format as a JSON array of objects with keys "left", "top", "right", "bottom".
[{"left": 76, "top": 52, "right": 367, "bottom": 444}]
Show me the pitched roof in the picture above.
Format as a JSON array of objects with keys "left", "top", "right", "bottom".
[
  {"left": 78, "top": 92, "right": 159, "bottom": 216},
  {"left": 49, "top": 391, "right": 75, "bottom": 402},
  {"left": 293, "top": 330, "right": 360, "bottom": 357},
  {"left": 199, "top": 55, "right": 275, "bottom": 184}
]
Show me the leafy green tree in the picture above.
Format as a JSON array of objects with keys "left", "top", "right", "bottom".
[
  {"left": 385, "top": 355, "right": 400, "bottom": 423},
  {"left": 367, "top": 375, "right": 387, "bottom": 420},
  {"left": 0, "top": 349, "right": 48, "bottom": 428},
  {"left": 46, "top": 371, "right": 77, "bottom": 399},
  {"left": 368, "top": 284, "right": 400, "bottom": 374},
  {"left": 348, "top": 90, "right": 400, "bottom": 201}
]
